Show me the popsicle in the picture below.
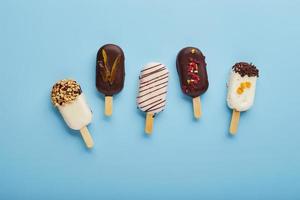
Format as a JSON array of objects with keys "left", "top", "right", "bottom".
[
  {"left": 137, "top": 62, "right": 169, "bottom": 134},
  {"left": 96, "top": 44, "right": 125, "bottom": 116},
  {"left": 51, "top": 79, "right": 94, "bottom": 148},
  {"left": 176, "top": 47, "right": 209, "bottom": 119},
  {"left": 227, "top": 62, "right": 259, "bottom": 134}
]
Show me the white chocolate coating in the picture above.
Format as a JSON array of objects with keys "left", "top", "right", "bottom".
[
  {"left": 227, "top": 71, "right": 257, "bottom": 112},
  {"left": 58, "top": 94, "right": 92, "bottom": 130},
  {"left": 137, "top": 62, "right": 169, "bottom": 114}
]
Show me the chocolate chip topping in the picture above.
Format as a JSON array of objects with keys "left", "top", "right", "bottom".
[
  {"left": 232, "top": 62, "right": 259, "bottom": 77},
  {"left": 51, "top": 79, "right": 82, "bottom": 107}
]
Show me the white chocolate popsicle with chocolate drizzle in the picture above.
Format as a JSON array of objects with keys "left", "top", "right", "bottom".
[
  {"left": 137, "top": 62, "right": 169, "bottom": 134},
  {"left": 51, "top": 79, "right": 94, "bottom": 148},
  {"left": 227, "top": 62, "right": 259, "bottom": 135}
]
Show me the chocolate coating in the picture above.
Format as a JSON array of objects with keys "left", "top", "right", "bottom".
[
  {"left": 176, "top": 47, "right": 208, "bottom": 98},
  {"left": 96, "top": 44, "right": 125, "bottom": 96}
]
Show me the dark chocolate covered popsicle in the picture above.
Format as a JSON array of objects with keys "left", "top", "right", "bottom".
[
  {"left": 176, "top": 47, "right": 208, "bottom": 119},
  {"left": 96, "top": 44, "right": 125, "bottom": 116}
]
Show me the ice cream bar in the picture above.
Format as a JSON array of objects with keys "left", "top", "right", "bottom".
[
  {"left": 96, "top": 44, "right": 125, "bottom": 116},
  {"left": 176, "top": 47, "right": 208, "bottom": 119},
  {"left": 51, "top": 79, "right": 94, "bottom": 148},
  {"left": 227, "top": 62, "right": 259, "bottom": 134},
  {"left": 137, "top": 62, "right": 169, "bottom": 134}
]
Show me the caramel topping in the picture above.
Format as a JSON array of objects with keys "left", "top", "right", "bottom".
[
  {"left": 237, "top": 87, "right": 244, "bottom": 95},
  {"left": 245, "top": 81, "right": 251, "bottom": 88},
  {"left": 240, "top": 82, "right": 246, "bottom": 89},
  {"left": 236, "top": 81, "right": 252, "bottom": 95}
]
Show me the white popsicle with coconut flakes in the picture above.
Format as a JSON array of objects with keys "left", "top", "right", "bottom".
[
  {"left": 227, "top": 62, "right": 259, "bottom": 135},
  {"left": 51, "top": 79, "right": 94, "bottom": 148},
  {"left": 137, "top": 62, "right": 169, "bottom": 134}
]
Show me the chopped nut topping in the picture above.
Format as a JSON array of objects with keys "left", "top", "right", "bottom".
[{"left": 51, "top": 79, "right": 82, "bottom": 107}]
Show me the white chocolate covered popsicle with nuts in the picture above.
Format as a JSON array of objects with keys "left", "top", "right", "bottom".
[
  {"left": 227, "top": 62, "right": 259, "bottom": 135},
  {"left": 137, "top": 62, "right": 169, "bottom": 134},
  {"left": 51, "top": 79, "right": 94, "bottom": 148}
]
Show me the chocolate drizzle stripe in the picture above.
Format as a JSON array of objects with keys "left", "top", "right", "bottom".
[
  {"left": 139, "top": 73, "right": 169, "bottom": 86},
  {"left": 140, "top": 98, "right": 163, "bottom": 109},
  {"left": 145, "top": 100, "right": 166, "bottom": 112},
  {"left": 137, "top": 84, "right": 168, "bottom": 98},
  {"left": 139, "top": 81, "right": 168, "bottom": 93},
  {"left": 140, "top": 78, "right": 168, "bottom": 90},
  {"left": 141, "top": 64, "right": 162, "bottom": 72},
  {"left": 140, "top": 67, "right": 166, "bottom": 79},
  {"left": 138, "top": 63, "right": 169, "bottom": 114},
  {"left": 138, "top": 91, "right": 167, "bottom": 105},
  {"left": 147, "top": 105, "right": 165, "bottom": 112}
]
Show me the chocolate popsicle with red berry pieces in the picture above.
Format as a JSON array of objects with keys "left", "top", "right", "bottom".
[
  {"left": 96, "top": 44, "right": 125, "bottom": 116},
  {"left": 176, "top": 47, "right": 209, "bottom": 119}
]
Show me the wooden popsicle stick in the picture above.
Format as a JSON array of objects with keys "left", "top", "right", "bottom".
[
  {"left": 105, "top": 96, "right": 113, "bottom": 116},
  {"left": 145, "top": 113, "right": 154, "bottom": 134},
  {"left": 80, "top": 126, "right": 94, "bottom": 148},
  {"left": 192, "top": 96, "right": 202, "bottom": 119},
  {"left": 229, "top": 109, "right": 240, "bottom": 135}
]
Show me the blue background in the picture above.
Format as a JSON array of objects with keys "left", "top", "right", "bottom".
[{"left": 1, "top": 0, "right": 300, "bottom": 199}]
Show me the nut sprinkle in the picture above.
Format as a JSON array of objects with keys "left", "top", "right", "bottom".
[{"left": 51, "top": 79, "right": 82, "bottom": 106}]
